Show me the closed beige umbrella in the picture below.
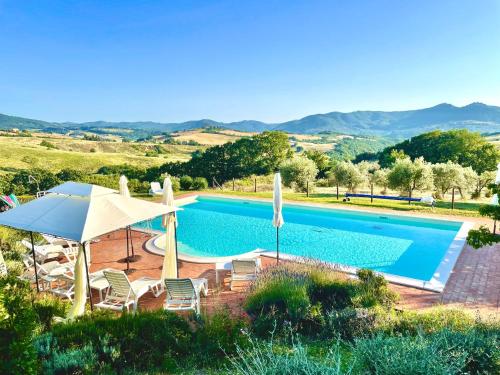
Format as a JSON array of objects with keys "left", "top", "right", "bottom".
[
  {"left": 161, "top": 177, "right": 178, "bottom": 280},
  {"left": 272, "top": 172, "right": 284, "bottom": 264}
]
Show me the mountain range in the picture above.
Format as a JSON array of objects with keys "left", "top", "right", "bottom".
[{"left": 1, "top": 102, "right": 500, "bottom": 138}]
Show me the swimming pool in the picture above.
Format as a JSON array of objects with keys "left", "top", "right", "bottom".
[{"left": 137, "top": 196, "right": 471, "bottom": 291}]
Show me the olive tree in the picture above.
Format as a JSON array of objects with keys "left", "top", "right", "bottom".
[
  {"left": 357, "top": 161, "right": 380, "bottom": 195},
  {"left": 468, "top": 170, "right": 496, "bottom": 199},
  {"left": 372, "top": 168, "right": 390, "bottom": 194},
  {"left": 280, "top": 156, "right": 318, "bottom": 193},
  {"left": 387, "top": 157, "right": 434, "bottom": 203},
  {"left": 431, "top": 161, "right": 464, "bottom": 199},
  {"left": 328, "top": 161, "right": 364, "bottom": 199}
]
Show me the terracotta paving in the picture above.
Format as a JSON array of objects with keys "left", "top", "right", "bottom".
[{"left": 87, "top": 228, "right": 499, "bottom": 317}]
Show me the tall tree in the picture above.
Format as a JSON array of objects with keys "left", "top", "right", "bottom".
[
  {"left": 280, "top": 156, "right": 318, "bottom": 193},
  {"left": 304, "top": 150, "right": 330, "bottom": 178},
  {"left": 328, "top": 161, "right": 365, "bottom": 197},
  {"left": 432, "top": 161, "right": 464, "bottom": 199},
  {"left": 387, "top": 157, "right": 434, "bottom": 202},
  {"left": 378, "top": 129, "right": 499, "bottom": 173}
]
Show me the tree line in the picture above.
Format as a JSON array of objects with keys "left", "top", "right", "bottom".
[{"left": 1, "top": 129, "right": 497, "bottom": 203}]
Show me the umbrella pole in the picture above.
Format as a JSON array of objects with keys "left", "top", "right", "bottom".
[
  {"left": 82, "top": 242, "right": 93, "bottom": 311},
  {"left": 125, "top": 228, "right": 130, "bottom": 271},
  {"left": 129, "top": 226, "right": 135, "bottom": 257},
  {"left": 276, "top": 227, "right": 279, "bottom": 265},
  {"left": 30, "top": 231, "right": 40, "bottom": 293},
  {"left": 174, "top": 212, "right": 179, "bottom": 278}
]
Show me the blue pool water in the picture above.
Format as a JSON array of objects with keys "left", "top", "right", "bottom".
[{"left": 138, "top": 196, "right": 463, "bottom": 281}]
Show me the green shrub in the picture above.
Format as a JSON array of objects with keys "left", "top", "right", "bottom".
[
  {"left": 192, "top": 176, "right": 208, "bottom": 190},
  {"left": 324, "top": 308, "right": 377, "bottom": 341},
  {"left": 227, "top": 339, "right": 349, "bottom": 375},
  {"left": 40, "top": 140, "right": 57, "bottom": 149},
  {"left": 56, "top": 168, "right": 85, "bottom": 182},
  {"left": 307, "top": 267, "right": 355, "bottom": 310},
  {"left": 194, "top": 307, "right": 250, "bottom": 364},
  {"left": 245, "top": 269, "right": 311, "bottom": 336},
  {"left": 127, "top": 178, "right": 150, "bottom": 194},
  {"left": 40, "top": 310, "right": 193, "bottom": 372},
  {"left": 34, "top": 333, "right": 98, "bottom": 375},
  {"left": 32, "top": 294, "right": 70, "bottom": 332},
  {"left": 378, "top": 308, "right": 477, "bottom": 336},
  {"left": 170, "top": 176, "right": 180, "bottom": 192},
  {"left": 180, "top": 175, "right": 193, "bottom": 190},
  {"left": 0, "top": 276, "right": 37, "bottom": 375},
  {"left": 352, "top": 269, "right": 397, "bottom": 308},
  {"left": 352, "top": 329, "right": 500, "bottom": 375},
  {"left": 81, "top": 174, "right": 118, "bottom": 189}
]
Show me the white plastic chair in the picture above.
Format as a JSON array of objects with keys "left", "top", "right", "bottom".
[
  {"left": 164, "top": 278, "right": 208, "bottom": 315},
  {"left": 149, "top": 181, "right": 163, "bottom": 196},
  {"left": 230, "top": 259, "right": 260, "bottom": 290},
  {"left": 95, "top": 269, "right": 163, "bottom": 313}
]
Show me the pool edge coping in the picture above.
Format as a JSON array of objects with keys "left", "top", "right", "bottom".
[{"left": 140, "top": 194, "right": 474, "bottom": 293}]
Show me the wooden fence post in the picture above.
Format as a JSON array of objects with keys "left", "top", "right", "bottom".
[
  {"left": 254, "top": 177, "right": 257, "bottom": 193},
  {"left": 451, "top": 187, "right": 455, "bottom": 210},
  {"left": 306, "top": 181, "right": 309, "bottom": 197}
]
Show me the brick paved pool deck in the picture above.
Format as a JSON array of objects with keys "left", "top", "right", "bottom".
[{"left": 87, "top": 227, "right": 499, "bottom": 317}]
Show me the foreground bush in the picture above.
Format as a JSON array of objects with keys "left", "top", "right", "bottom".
[
  {"left": 0, "top": 276, "right": 38, "bottom": 375},
  {"left": 323, "top": 306, "right": 496, "bottom": 341},
  {"left": 352, "top": 329, "right": 500, "bottom": 375},
  {"left": 227, "top": 339, "right": 349, "bottom": 375},
  {"left": 194, "top": 307, "right": 250, "bottom": 364},
  {"left": 35, "top": 310, "right": 193, "bottom": 373},
  {"left": 34, "top": 307, "right": 251, "bottom": 373},
  {"left": 245, "top": 263, "right": 396, "bottom": 337},
  {"left": 32, "top": 294, "right": 71, "bottom": 332}
]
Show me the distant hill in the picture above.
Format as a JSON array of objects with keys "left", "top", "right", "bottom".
[{"left": 1, "top": 102, "right": 500, "bottom": 137}]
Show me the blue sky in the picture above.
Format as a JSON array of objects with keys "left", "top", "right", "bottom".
[{"left": 0, "top": 0, "right": 499, "bottom": 123}]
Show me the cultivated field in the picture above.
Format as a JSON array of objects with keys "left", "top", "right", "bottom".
[{"left": 0, "top": 133, "right": 196, "bottom": 173}]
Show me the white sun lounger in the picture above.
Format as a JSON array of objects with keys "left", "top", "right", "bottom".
[
  {"left": 95, "top": 269, "right": 163, "bottom": 313},
  {"left": 164, "top": 278, "right": 208, "bottom": 315},
  {"left": 42, "top": 234, "right": 79, "bottom": 249},
  {"left": 47, "top": 271, "right": 109, "bottom": 301},
  {"left": 21, "top": 239, "right": 64, "bottom": 263},
  {"left": 230, "top": 259, "right": 260, "bottom": 291},
  {"left": 149, "top": 182, "right": 163, "bottom": 196},
  {"left": 22, "top": 255, "right": 72, "bottom": 291}
]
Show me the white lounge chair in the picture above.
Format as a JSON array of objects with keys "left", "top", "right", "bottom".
[
  {"left": 61, "top": 246, "right": 79, "bottom": 266},
  {"left": 47, "top": 271, "right": 109, "bottom": 301},
  {"left": 22, "top": 255, "right": 72, "bottom": 291},
  {"left": 95, "top": 269, "right": 163, "bottom": 313},
  {"left": 48, "top": 274, "right": 75, "bottom": 300},
  {"left": 230, "top": 259, "right": 260, "bottom": 291},
  {"left": 21, "top": 239, "right": 64, "bottom": 263},
  {"left": 42, "top": 234, "right": 79, "bottom": 249},
  {"left": 164, "top": 278, "right": 208, "bottom": 315},
  {"left": 149, "top": 182, "right": 163, "bottom": 196}
]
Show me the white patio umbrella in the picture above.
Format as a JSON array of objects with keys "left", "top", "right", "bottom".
[
  {"left": 0, "top": 181, "right": 177, "bottom": 317},
  {"left": 161, "top": 177, "right": 178, "bottom": 280},
  {"left": 272, "top": 172, "right": 284, "bottom": 264},
  {"left": 119, "top": 175, "right": 134, "bottom": 271}
]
